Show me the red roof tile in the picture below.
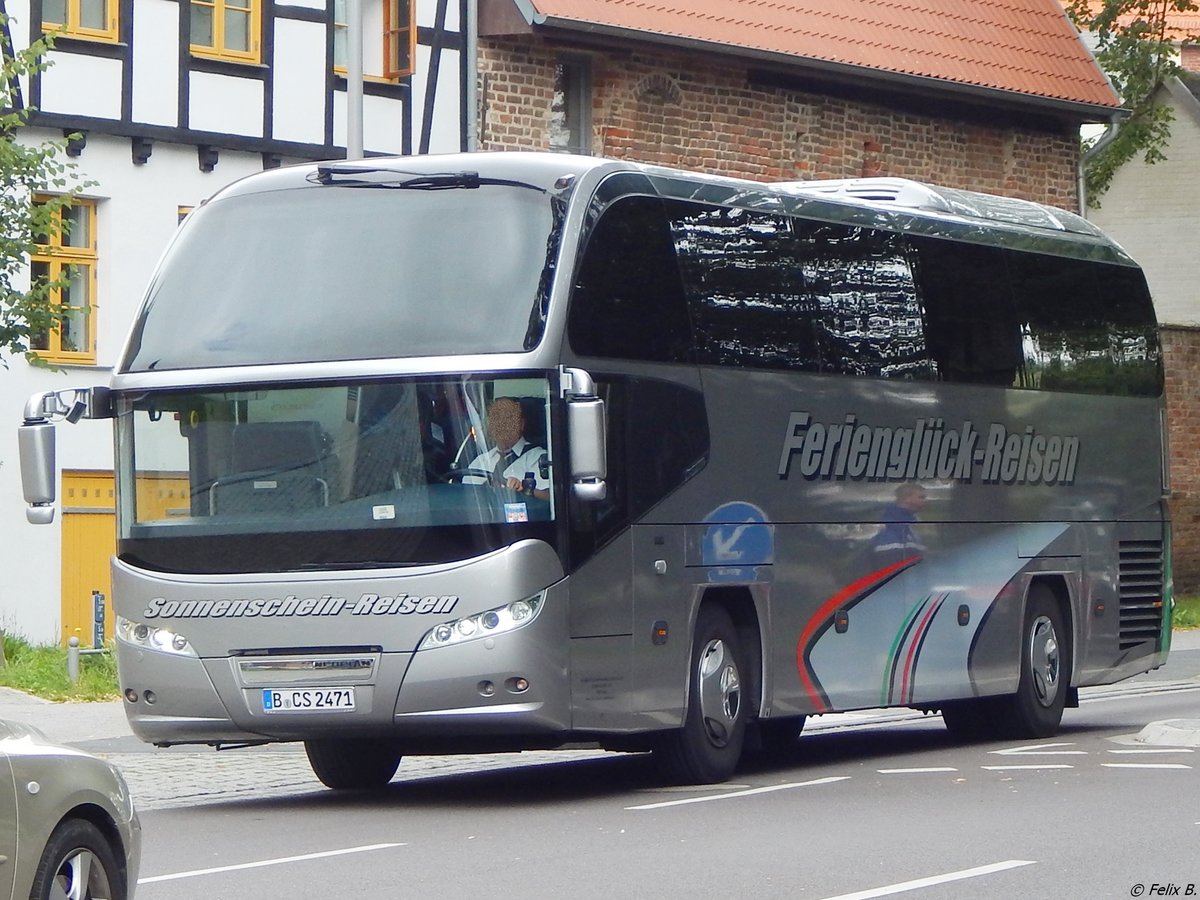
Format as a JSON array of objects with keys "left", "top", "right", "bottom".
[{"left": 520, "top": 0, "right": 1120, "bottom": 114}]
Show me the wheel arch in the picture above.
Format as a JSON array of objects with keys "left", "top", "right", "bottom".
[{"left": 50, "top": 804, "right": 129, "bottom": 893}]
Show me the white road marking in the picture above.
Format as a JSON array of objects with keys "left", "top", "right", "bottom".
[
  {"left": 625, "top": 776, "right": 850, "bottom": 810},
  {"left": 877, "top": 767, "right": 958, "bottom": 774},
  {"left": 817, "top": 859, "right": 1036, "bottom": 900},
  {"left": 138, "top": 843, "right": 406, "bottom": 884},
  {"left": 1101, "top": 763, "right": 1192, "bottom": 770},
  {"left": 1107, "top": 748, "right": 1194, "bottom": 754},
  {"left": 990, "top": 742, "right": 1085, "bottom": 756},
  {"left": 981, "top": 764, "right": 1074, "bottom": 771}
]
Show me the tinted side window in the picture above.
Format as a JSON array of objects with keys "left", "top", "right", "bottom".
[
  {"left": 667, "top": 203, "right": 821, "bottom": 372},
  {"left": 1009, "top": 253, "right": 1162, "bottom": 397},
  {"left": 626, "top": 378, "right": 709, "bottom": 519},
  {"left": 567, "top": 377, "right": 709, "bottom": 569},
  {"left": 909, "top": 236, "right": 1023, "bottom": 385},
  {"left": 567, "top": 196, "right": 693, "bottom": 363},
  {"left": 797, "top": 222, "right": 927, "bottom": 378}
]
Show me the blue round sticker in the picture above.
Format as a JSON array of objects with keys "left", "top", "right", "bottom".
[{"left": 702, "top": 501, "right": 774, "bottom": 578}]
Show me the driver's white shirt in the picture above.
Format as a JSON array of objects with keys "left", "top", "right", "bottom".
[{"left": 465, "top": 437, "right": 550, "bottom": 491}]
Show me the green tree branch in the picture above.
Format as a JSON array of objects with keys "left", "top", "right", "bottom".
[{"left": 1066, "top": 0, "right": 1200, "bottom": 206}]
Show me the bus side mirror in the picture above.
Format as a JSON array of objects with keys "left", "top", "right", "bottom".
[
  {"left": 19, "top": 420, "right": 57, "bottom": 524},
  {"left": 562, "top": 368, "right": 606, "bottom": 502},
  {"left": 17, "top": 387, "right": 111, "bottom": 525}
]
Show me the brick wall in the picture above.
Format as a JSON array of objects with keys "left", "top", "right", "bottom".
[
  {"left": 1163, "top": 327, "right": 1200, "bottom": 593},
  {"left": 478, "top": 38, "right": 1081, "bottom": 207},
  {"left": 478, "top": 36, "right": 1200, "bottom": 590}
]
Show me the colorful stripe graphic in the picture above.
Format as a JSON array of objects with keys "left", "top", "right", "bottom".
[
  {"left": 889, "top": 593, "right": 948, "bottom": 705},
  {"left": 795, "top": 556, "right": 921, "bottom": 712}
]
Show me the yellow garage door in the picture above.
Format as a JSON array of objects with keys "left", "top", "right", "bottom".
[
  {"left": 60, "top": 471, "right": 116, "bottom": 647},
  {"left": 60, "top": 471, "right": 192, "bottom": 646}
]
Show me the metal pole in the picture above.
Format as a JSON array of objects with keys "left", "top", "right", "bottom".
[
  {"left": 466, "top": 0, "right": 479, "bottom": 151},
  {"left": 67, "top": 636, "right": 80, "bottom": 683},
  {"left": 346, "top": 0, "right": 364, "bottom": 159}
]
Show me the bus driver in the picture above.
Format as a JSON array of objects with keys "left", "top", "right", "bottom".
[{"left": 465, "top": 397, "right": 550, "bottom": 501}]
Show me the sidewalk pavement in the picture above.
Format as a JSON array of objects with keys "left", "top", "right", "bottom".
[{"left": 2, "top": 629, "right": 1198, "bottom": 809}]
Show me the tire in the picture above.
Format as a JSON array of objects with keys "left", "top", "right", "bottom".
[
  {"left": 991, "top": 584, "right": 1071, "bottom": 739},
  {"left": 30, "top": 818, "right": 125, "bottom": 900},
  {"left": 305, "top": 738, "right": 403, "bottom": 790},
  {"left": 654, "top": 605, "right": 748, "bottom": 784}
]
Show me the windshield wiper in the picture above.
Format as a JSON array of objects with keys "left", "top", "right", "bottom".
[{"left": 310, "top": 165, "right": 546, "bottom": 193}]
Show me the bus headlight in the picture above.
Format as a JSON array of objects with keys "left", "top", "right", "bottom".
[
  {"left": 117, "top": 616, "right": 198, "bottom": 657},
  {"left": 418, "top": 592, "right": 545, "bottom": 650}
]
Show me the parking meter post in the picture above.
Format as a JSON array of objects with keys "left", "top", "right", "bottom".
[{"left": 93, "top": 590, "right": 106, "bottom": 649}]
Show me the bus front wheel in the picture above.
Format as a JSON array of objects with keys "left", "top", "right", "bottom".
[
  {"left": 654, "top": 605, "right": 747, "bottom": 784},
  {"left": 305, "top": 738, "right": 403, "bottom": 790}
]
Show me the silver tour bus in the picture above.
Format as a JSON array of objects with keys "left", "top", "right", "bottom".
[{"left": 19, "top": 153, "right": 1172, "bottom": 788}]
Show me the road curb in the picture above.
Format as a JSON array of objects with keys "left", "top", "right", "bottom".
[{"left": 1133, "top": 718, "right": 1200, "bottom": 748}]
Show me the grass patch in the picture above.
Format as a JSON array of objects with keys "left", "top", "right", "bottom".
[
  {"left": 0, "top": 633, "right": 120, "bottom": 702},
  {"left": 1174, "top": 595, "right": 1200, "bottom": 630}
]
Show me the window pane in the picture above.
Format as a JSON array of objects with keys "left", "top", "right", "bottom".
[
  {"left": 1011, "top": 252, "right": 1162, "bottom": 397},
  {"left": 385, "top": 0, "right": 411, "bottom": 75},
  {"left": 333, "top": 23, "right": 347, "bottom": 68},
  {"left": 191, "top": 3, "right": 214, "bottom": 46},
  {"left": 62, "top": 204, "right": 91, "bottom": 250},
  {"left": 80, "top": 0, "right": 106, "bottom": 30},
  {"left": 910, "top": 236, "right": 1021, "bottom": 385},
  {"left": 550, "top": 61, "right": 589, "bottom": 153},
  {"left": 60, "top": 266, "right": 92, "bottom": 353},
  {"left": 568, "top": 196, "right": 693, "bottom": 363},
  {"left": 799, "top": 222, "right": 925, "bottom": 378},
  {"left": 224, "top": 8, "right": 250, "bottom": 52},
  {"left": 43, "top": 0, "right": 67, "bottom": 25},
  {"left": 671, "top": 203, "right": 821, "bottom": 372}
]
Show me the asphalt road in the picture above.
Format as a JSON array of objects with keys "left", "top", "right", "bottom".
[{"left": 114, "top": 636, "right": 1200, "bottom": 900}]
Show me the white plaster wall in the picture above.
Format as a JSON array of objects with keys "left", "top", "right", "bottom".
[
  {"left": 273, "top": 18, "right": 329, "bottom": 146},
  {"left": 132, "top": 0, "right": 181, "bottom": 127},
  {"left": 1089, "top": 90, "right": 1200, "bottom": 327},
  {"left": 412, "top": 44, "right": 462, "bottom": 153},
  {"left": 189, "top": 73, "right": 265, "bottom": 138},
  {"left": 417, "top": 0, "right": 459, "bottom": 31},
  {"left": 276, "top": 0, "right": 325, "bottom": 10},
  {"left": 1, "top": 132, "right": 267, "bottom": 644},
  {"left": 333, "top": 91, "right": 405, "bottom": 154},
  {"left": 41, "top": 53, "right": 123, "bottom": 119}
]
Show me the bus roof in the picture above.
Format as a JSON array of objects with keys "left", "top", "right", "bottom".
[{"left": 211, "top": 151, "right": 1131, "bottom": 265}]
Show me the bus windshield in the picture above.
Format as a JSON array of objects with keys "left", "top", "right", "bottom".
[
  {"left": 121, "top": 182, "right": 561, "bottom": 372},
  {"left": 117, "top": 375, "right": 558, "bottom": 574}
]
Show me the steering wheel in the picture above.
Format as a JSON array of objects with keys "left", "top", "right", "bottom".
[{"left": 444, "top": 467, "right": 501, "bottom": 486}]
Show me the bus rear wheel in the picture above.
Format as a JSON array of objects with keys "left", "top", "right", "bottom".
[
  {"left": 992, "top": 584, "right": 1071, "bottom": 739},
  {"left": 654, "top": 605, "right": 747, "bottom": 784},
  {"left": 305, "top": 738, "right": 403, "bottom": 790}
]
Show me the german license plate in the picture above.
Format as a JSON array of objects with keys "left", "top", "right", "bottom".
[{"left": 262, "top": 687, "right": 356, "bottom": 712}]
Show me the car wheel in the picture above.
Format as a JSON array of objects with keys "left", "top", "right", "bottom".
[{"left": 30, "top": 818, "right": 125, "bottom": 900}]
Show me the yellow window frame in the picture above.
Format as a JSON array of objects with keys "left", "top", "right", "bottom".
[
  {"left": 42, "top": 0, "right": 120, "bottom": 43},
  {"left": 332, "top": 0, "right": 413, "bottom": 81},
  {"left": 384, "top": 0, "right": 414, "bottom": 79},
  {"left": 30, "top": 197, "right": 98, "bottom": 364},
  {"left": 191, "top": 0, "right": 262, "bottom": 64}
]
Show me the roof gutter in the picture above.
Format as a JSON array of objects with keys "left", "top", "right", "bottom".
[
  {"left": 1079, "top": 111, "right": 1123, "bottom": 218},
  {"left": 524, "top": 15, "right": 1123, "bottom": 123}
]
